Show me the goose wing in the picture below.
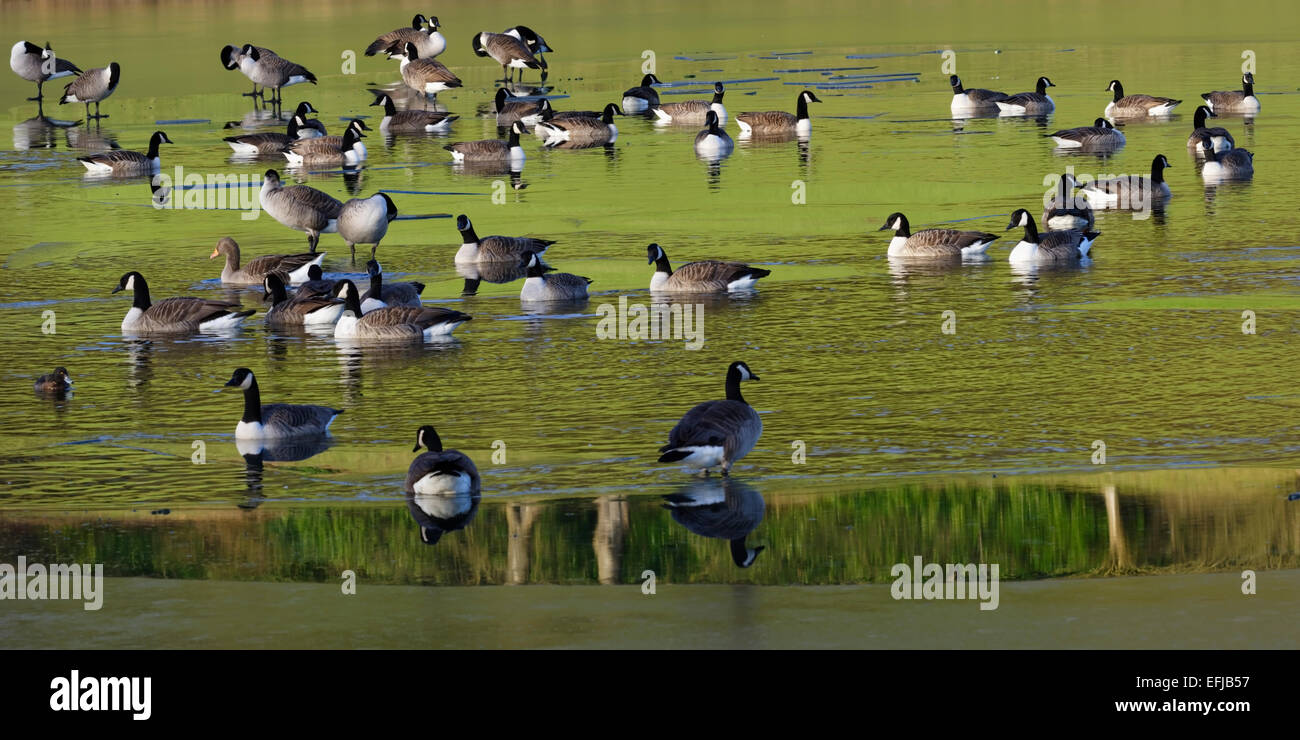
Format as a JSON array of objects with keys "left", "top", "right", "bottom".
[
  {"left": 288, "top": 135, "right": 345, "bottom": 155},
  {"left": 367, "top": 28, "right": 424, "bottom": 56},
  {"left": 144, "top": 296, "right": 243, "bottom": 327},
  {"left": 390, "top": 110, "right": 455, "bottom": 129},
  {"left": 407, "top": 58, "right": 460, "bottom": 85},
  {"left": 243, "top": 252, "right": 320, "bottom": 278},
  {"left": 258, "top": 402, "right": 340, "bottom": 432},
  {"left": 445, "top": 139, "right": 509, "bottom": 157},
  {"left": 963, "top": 87, "right": 1008, "bottom": 103},
  {"left": 405, "top": 450, "right": 480, "bottom": 492},
  {"left": 283, "top": 185, "right": 344, "bottom": 216},
  {"left": 485, "top": 34, "right": 538, "bottom": 65},
  {"left": 736, "top": 111, "right": 796, "bottom": 129},
  {"left": 1037, "top": 230, "right": 1086, "bottom": 260},
  {"left": 668, "top": 260, "right": 770, "bottom": 289},
  {"left": 660, "top": 100, "right": 710, "bottom": 116},
  {"left": 361, "top": 281, "right": 424, "bottom": 307},
  {"left": 80, "top": 149, "right": 148, "bottom": 166},
  {"left": 1116, "top": 94, "right": 1178, "bottom": 110},
  {"left": 902, "top": 228, "right": 998, "bottom": 257},
  {"left": 359, "top": 305, "right": 470, "bottom": 329},
  {"left": 1201, "top": 90, "right": 1245, "bottom": 109},
  {"left": 260, "top": 53, "right": 316, "bottom": 84},
  {"left": 62, "top": 69, "right": 107, "bottom": 101},
  {"left": 1049, "top": 125, "right": 1116, "bottom": 146},
  {"left": 225, "top": 132, "right": 293, "bottom": 152},
  {"left": 1001, "top": 92, "right": 1047, "bottom": 106},
  {"left": 662, "top": 400, "right": 762, "bottom": 460}
]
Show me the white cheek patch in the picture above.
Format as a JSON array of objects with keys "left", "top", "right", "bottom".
[
  {"left": 1019, "top": 212, "right": 1030, "bottom": 226},
  {"left": 240, "top": 374, "right": 253, "bottom": 390},
  {"left": 124, "top": 275, "right": 135, "bottom": 290},
  {"left": 892, "top": 217, "right": 902, "bottom": 230}
]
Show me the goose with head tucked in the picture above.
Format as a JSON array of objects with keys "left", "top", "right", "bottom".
[
  {"left": 299, "top": 264, "right": 336, "bottom": 295},
  {"left": 219, "top": 43, "right": 271, "bottom": 98},
  {"left": 370, "top": 92, "right": 457, "bottom": 133},
  {"left": 1079, "top": 154, "right": 1172, "bottom": 207},
  {"left": 454, "top": 214, "right": 555, "bottom": 263},
  {"left": 1005, "top": 209, "right": 1098, "bottom": 263},
  {"left": 1104, "top": 79, "right": 1180, "bottom": 118},
  {"left": 59, "top": 61, "right": 118, "bottom": 120},
  {"left": 621, "top": 73, "right": 662, "bottom": 113},
  {"left": 494, "top": 88, "right": 550, "bottom": 127},
  {"left": 211, "top": 236, "right": 323, "bottom": 285},
  {"left": 519, "top": 252, "right": 589, "bottom": 301},
  {"left": 338, "top": 192, "right": 397, "bottom": 261},
  {"left": 877, "top": 212, "right": 997, "bottom": 259},
  {"left": 367, "top": 15, "right": 445, "bottom": 60},
  {"left": 444, "top": 121, "right": 527, "bottom": 163},
  {"left": 949, "top": 74, "right": 1007, "bottom": 114},
  {"left": 224, "top": 367, "right": 342, "bottom": 439},
  {"left": 995, "top": 76, "right": 1056, "bottom": 115},
  {"left": 113, "top": 271, "right": 254, "bottom": 334},
  {"left": 10, "top": 41, "right": 81, "bottom": 102},
  {"left": 1201, "top": 72, "right": 1260, "bottom": 114},
  {"left": 78, "top": 130, "right": 172, "bottom": 175},
  {"left": 262, "top": 272, "right": 344, "bottom": 328},
  {"left": 658, "top": 361, "right": 763, "bottom": 476},
  {"left": 736, "top": 90, "right": 821, "bottom": 137},
  {"left": 259, "top": 169, "right": 343, "bottom": 252},
  {"left": 1047, "top": 118, "right": 1126, "bottom": 151},
  {"left": 537, "top": 103, "right": 621, "bottom": 146},
  {"left": 360, "top": 259, "right": 424, "bottom": 313},
  {"left": 400, "top": 41, "right": 462, "bottom": 96},
  {"left": 503, "top": 25, "right": 552, "bottom": 74},
  {"left": 333, "top": 279, "right": 471, "bottom": 340},
  {"left": 1187, "top": 105, "right": 1235, "bottom": 156},
  {"left": 647, "top": 243, "right": 771, "bottom": 292},
  {"left": 654, "top": 82, "right": 727, "bottom": 126},
  {"left": 472, "top": 31, "right": 545, "bottom": 83},
  {"left": 1199, "top": 138, "right": 1254, "bottom": 181}
]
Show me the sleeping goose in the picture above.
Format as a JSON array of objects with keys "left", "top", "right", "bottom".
[
  {"left": 370, "top": 92, "right": 456, "bottom": 133},
  {"left": 224, "top": 114, "right": 312, "bottom": 155},
  {"left": 1042, "top": 174, "right": 1095, "bottom": 230},
  {"left": 259, "top": 169, "right": 343, "bottom": 252},
  {"left": 444, "top": 121, "right": 527, "bottom": 163},
  {"left": 211, "top": 236, "right": 323, "bottom": 285},
  {"left": 78, "top": 130, "right": 172, "bottom": 175},
  {"left": 239, "top": 44, "right": 316, "bottom": 106},
  {"left": 360, "top": 259, "right": 424, "bottom": 312},
  {"left": 220, "top": 43, "right": 270, "bottom": 98},
  {"left": 284, "top": 120, "right": 367, "bottom": 167},
  {"left": 407, "top": 425, "right": 481, "bottom": 495},
  {"left": 400, "top": 41, "right": 462, "bottom": 96},
  {"left": 367, "top": 15, "right": 445, "bottom": 60},
  {"left": 1104, "top": 79, "right": 1180, "bottom": 118},
  {"left": 494, "top": 88, "right": 550, "bottom": 127},
  {"left": 339, "top": 192, "right": 398, "bottom": 260},
  {"left": 693, "top": 110, "right": 733, "bottom": 156},
  {"left": 537, "top": 103, "right": 621, "bottom": 146},
  {"left": 454, "top": 214, "right": 555, "bottom": 263},
  {"left": 333, "top": 279, "right": 471, "bottom": 340},
  {"left": 1005, "top": 209, "right": 1097, "bottom": 263},
  {"left": 34, "top": 366, "right": 73, "bottom": 394},
  {"left": 995, "top": 76, "right": 1056, "bottom": 115},
  {"left": 224, "top": 367, "right": 342, "bottom": 439},
  {"left": 1199, "top": 138, "right": 1254, "bottom": 181},
  {"left": 1187, "top": 105, "right": 1235, "bottom": 155},
  {"left": 1047, "top": 118, "right": 1126, "bottom": 150},
  {"left": 621, "top": 73, "right": 663, "bottom": 113},
  {"left": 473, "top": 31, "right": 545, "bottom": 83},
  {"left": 663, "top": 479, "right": 766, "bottom": 567},
  {"left": 654, "top": 82, "right": 727, "bottom": 125},
  {"left": 262, "top": 272, "right": 344, "bottom": 328},
  {"left": 10, "top": 41, "right": 81, "bottom": 103},
  {"left": 503, "top": 25, "right": 552, "bottom": 76},
  {"left": 877, "top": 212, "right": 997, "bottom": 259},
  {"left": 519, "top": 252, "right": 590, "bottom": 301},
  {"left": 1201, "top": 72, "right": 1260, "bottom": 114},
  {"left": 299, "top": 264, "right": 336, "bottom": 295},
  {"left": 59, "top": 61, "right": 118, "bottom": 120},
  {"left": 736, "top": 90, "right": 821, "bottom": 137},
  {"left": 113, "top": 271, "right": 254, "bottom": 334},
  {"left": 1080, "top": 154, "right": 1172, "bottom": 207},
  {"left": 658, "top": 361, "right": 763, "bottom": 476},
  {"left": 647, "top": 243, "right": 770, "bottom": 292},
  {"left": 949, "top": 74, "right": 1008, "bottom": 114}
]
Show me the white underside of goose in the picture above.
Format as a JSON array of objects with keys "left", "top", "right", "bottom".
[
  {"left": 287, "top": 255, "right": 325, "bottom": 284},
  {"left": 1051, "top": 136, "right": 1083, "bottom": 148},
  {"left": 454, "top": 243, "right": 480, "bottom": 262},
  {"left": 226, "top": 141, "right": 261, "bottom": 154},
  {"left": 302, "top": 303, "right": 345, "bottom": 326},
  {"left": 668, "top": 446, "right": 726, "bottom": 469},
  {"left": 412, "top": 471, "right": 474, "bottom": 495},
  {"left": 997, "top": 96, "right": 1053, "bottom": 115},
  {"left": 621, "top": 96, "right": 650, "bottom": 113},
  {"left": 694, "top": 134, "right": 733, "bottom": 155},
  {"left": 1007, "top": 241, "right": 1039, "bottom": 263},
  {"left": 1045, "top": 214, "right": 1089, "bottom": 230},
  {"left": 735, "top": 119, "right": 753, "bottom": 137},
  {"left": 360, "top": 297, "right": 387, "bottom": 314}
]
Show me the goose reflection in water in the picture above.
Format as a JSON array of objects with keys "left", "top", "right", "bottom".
[
  {"left": 235, "top": 435, "right": 333, "bottom": 509},
  {"left": 663, "top": 477, "right": 766, "bottom": 568}
]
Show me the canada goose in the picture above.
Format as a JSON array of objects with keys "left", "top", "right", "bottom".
[
  {"left": 621, "top": 73, "right": 663, "bottom": 113},
  {"left": 454, "top": 214, "right": 555, "bottom": 263},
  {"left": 370, "top": 92, "right": 457, "bottom": 132},
  {"left": 877, "top": 212, "right": 997, "bottom": 259},
  {"left": 1048, "top": 118, "right": 1126, "bottom": 150},
  {"left": 949, "top": 75, "right": 1008, "bottom": 113},
  {"left": 284, "top": 118, "right": 367, "bottom": 156},
  {"left": 1080, "top": 154, "right": 1173, "bottom": 206},
  {"left": 299, "top": 264, "right": 336, "bottom": 295},
  {"left": 211, "top": 236, "right": 323, "bottom": 285},
  {"left": 113, "top": 271, "right": 254, "bottom": 333},
  {"left": 259, "top": 169, "right": 343, "bottom": 252},
  {"left": 647, "top": 243, "right": 770, "bottom": 292},
  {"left": 663, "top": 479, "right": 766, "bottom": 567},
  {"left": 367, "top": 15, "right": 446, "bottom": 60},
  {"left": 220, "top": 43, "right": 272, "bottom": 98},
  {"left": 658, "top": 361, "right": 762, "bottom": 476},
  {"left": 77, "top": 130, "right": 172, "bottom": 175},
  {"left": 1187, "top": 105, "right": 1235, "bottom": 155},
  {"left": 444, "top": 120, "right": 527, "bottom": 163},
  {"left": 693, "top": 110, "right": 733, "bottom": 156},
  {"left": 494, "top": 88, "right": 550, "bottom": 127},
  {"left": 472, "top": 31, "right": 544, "bottom": 83},
  {"left": 34, "top": 366, "right": 72, "bottom": 394},
  {"left": 995, "top": 76, "right": 1056, "bottom": 114},
  {"left": 224, "top": 114, "right": 312, "bottom": 155},
  {"left": 735, "top": 90, "right": 821, "bottom": 137},
  {"left": 224, "top": 367, "right": 342, "bottom": 439},
  {"left": 238, "top": 44, "right": 317, "bottom": 106},
  {"left": 503, "top": 25, "right": 552, "bottom": 73},
  {"left": 1201, "top": 73, "right": 1260, "bottom": 114},
  {"left": 1200, "top": 138, "right": 1254, "bottom": 181},
  {"left": 290, "top": 101, "right": 327, "bottom": 137},
  {"left": 333, "top": 279, "right": 471, "bottom": 340},
  {"left": 654, "top": 82, "right": 727, "bottom": 125},
  {"left": 1104, "top": 79, "right": 1180, "bottom": 118},
  {"left": 1042, "top": 174, "right": 1095, "bottom": 230},
  {"left": 58, "top": 61, "right": 118, "bottom": 120},
  {"left": 401, "top": 41, "right": 461, "bottom": 95},
  {"left": 338, "top": 192, "right": 398, "bottom": 261},
  {"left": 284, "top": 122, "right": 367, "bottom": 166},
  {"left": 519, "top": 252, "right": 590, "bottom": 301},
  {"left": 10, "top": 41, "right": 81, "bottom": 102},
  {"left": 262, "top": 272, "right": 344, "bottom": 327},
  {"left": 537, "top": 103, "right": 621, "bottom": 146},
  {"left": 1005, "top": 209, "right": 1097, "bottom": 263},
  {"left": 360, "top": 259, "right": 424, "bottom": 312},
  {"left": 407, "top": 425, "right": 481, "bottom": 495}
]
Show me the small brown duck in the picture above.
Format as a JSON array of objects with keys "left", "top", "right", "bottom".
[{"left": 34, "top": 366, "right": 73, "bottom": 393}]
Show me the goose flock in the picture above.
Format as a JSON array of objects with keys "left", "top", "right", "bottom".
[{"left": 14, "top": 16, "right": 1265, "bottom": 506}]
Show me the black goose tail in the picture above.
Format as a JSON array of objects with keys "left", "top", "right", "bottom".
[{"left": 658, "top": 449, "right": 691, "bottom": 463}]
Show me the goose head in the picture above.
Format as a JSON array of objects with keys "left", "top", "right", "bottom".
[
  {"left": 410, "top": 14, "right": 427, "bottom": 30},
  {"left": 728, "top": 360, "right": 760, "bottom": 382},
  {"left": 224, "top": 367, "right": 256, "bottom": 390},
  {"left": 641, "top": 73, "right": 662, "bottom": 87},
  {"left": 1005, "top": 208, "right": 1034, "bottom": 231},
  {"left": 646, "top": 243, "right": 667, "bottom": 264},
  {"left": 210, "top": 236, "right": 239, "bottom": 261},
  {"left": 112, "top": 271, "right": 144, "bottom": 294},
  {"left": 241, "top": 44, "right": 260, "bottom": 62},
  {"left": 799, "top": 90, "right": 823, "bottom": 105},
  {"left": 220, "top": 44, "right": 241, "bottom": 70},
  {"left": 262, "top": 272, "right": 289, "bottom": 303},
  {"left": 877, "top": 212, "right": 909, "bottom": 234},
  {"left": 413, "top": 424, "right": 444, "bottom": 453},
  {"left": 365, "top": 259, "right": 383, "bottom": 278},
  {"left": 470, "top": 33, "right": 486, "bottom": 57},
  {"left": 332, "top": 279, "right": 363, "bottom": 316},
  {"left": 150, "top": 131, "right": 174, "bottom": 148},
  {"left": 262, "top": 169, "right": 283, "bottom": 188},
  {"left": 427, "top": 16, "right": 441, "bottom": 31},
  {"left": 404, "top": 41, "right": 420, "bottom": 61}
]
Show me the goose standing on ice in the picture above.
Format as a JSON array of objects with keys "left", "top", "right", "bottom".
[
  {"left": 338, "top": 192, "right": 398, "bottom": 261},
  {"left": 259, "top": 169, "right": 343, "bottom": 252},
  {"left": 658, "top": 361, "right": 763, "bottom": 476},
  {"left": 59, "top": 61, "right": 118, "bottom": 120},
  {"left": 10, "top": 41, "right": 81, "bottom": 103}
]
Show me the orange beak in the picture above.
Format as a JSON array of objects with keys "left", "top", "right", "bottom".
[{"left": 209, "top": 248, "right": 219, "bottom": 259}]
